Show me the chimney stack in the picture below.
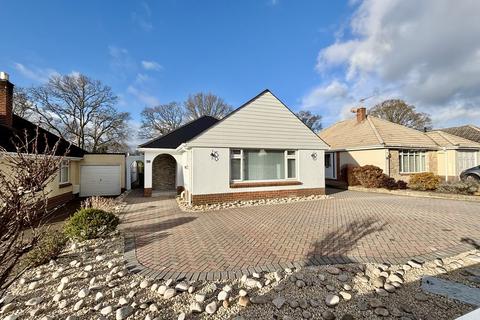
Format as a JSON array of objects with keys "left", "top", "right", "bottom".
[
  {"left": 356, "top": 107, "right": 367, "bottom": 123},
  {"left": 0, "top": 72, "right": 13, "bottom": 127}
]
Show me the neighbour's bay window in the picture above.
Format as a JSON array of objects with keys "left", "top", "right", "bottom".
[
  {"left": 230, "top": 149, "right": 297, "bottom": 181},
  {"left": 59, "top": 160, "right": 70, "bottom": 184},
  {"left": 399, "top": 150, "right": 426, "bottom": 173}
]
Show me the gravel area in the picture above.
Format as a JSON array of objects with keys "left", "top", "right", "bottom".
[
  {"left": 176, "top": 194, "right": 332, "bottom": 212},
  {"left": 0, "top": 234, "right": 478, "bottom": 320}
]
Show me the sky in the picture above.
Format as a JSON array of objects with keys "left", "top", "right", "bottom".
[{"left": 1, "top": 0, "right": 479, "bottom": 146}]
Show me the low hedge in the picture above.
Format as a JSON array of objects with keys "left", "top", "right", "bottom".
[
  {"left": 23, "top": 232, "right": 67, "bottom": 268},
  {"left": 408, "top": 172, "right": 441, "bottom": 191},
  {"left": 64, "top": 208, "right": 119, "bottom": 241},
  {"left": 436, "top": 180, "right": 479, "bottom": 195}
]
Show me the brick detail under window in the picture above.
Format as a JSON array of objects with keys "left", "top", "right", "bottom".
[
  {"left": 47, "top": 192, "right": 74, "bottom": 210},
  {"left": 191, "top": 188, "right": 325, "bottom": 205},
  {"left": 230, "top": 180, "right": 302, "bottom": 188}
]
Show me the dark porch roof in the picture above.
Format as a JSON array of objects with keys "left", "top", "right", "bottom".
[{"left": 139, "top": 116, "right": 219, "bottom": 149}]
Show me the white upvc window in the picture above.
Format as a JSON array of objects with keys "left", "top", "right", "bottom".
[
  {"left": 230, "top": 149, "right": 297, "bottom": 182},
  {"left": 399, "top": 150, "right": 426, "bottom": 173},
  {"left": 59, "top": 160, "right": 70, "bottom": 184}
]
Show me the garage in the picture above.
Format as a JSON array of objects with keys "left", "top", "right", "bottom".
[
  {"left": 456, "top": 151, "right": 478, "bottom": 175},
  {"left": 80, "top": 165, "right": 121, "bottom": 197}
]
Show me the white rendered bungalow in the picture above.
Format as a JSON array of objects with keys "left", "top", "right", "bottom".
[{"left": 138, "top": 90, "right": 329, "bottom": 205}]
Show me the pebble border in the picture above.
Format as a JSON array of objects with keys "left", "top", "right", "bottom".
[{"left": 122, "top": 234, "right": 473, "bottom": 282}]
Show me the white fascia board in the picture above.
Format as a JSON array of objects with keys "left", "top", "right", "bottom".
[
  {"left": 137, "top": 147, "right": 182, "bottom": 154},
  {"left": 182, "top": 143, "right": 329, "bottom": 150}
]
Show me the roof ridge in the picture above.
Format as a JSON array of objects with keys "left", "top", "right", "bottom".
[
  {"left": 469, "top": 124, "right": 480, "bottom": 132},
  {"left": 434, "top": 130, "right": 456, "bottom": 145},
  {"left": 366, "top": 116, "right": 384, "bottom": 145}
]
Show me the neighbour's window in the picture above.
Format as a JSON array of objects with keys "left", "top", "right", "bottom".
[
  {"left": 59, "top": 160, "right": 69, "bottom": 184},
  {"left": 230, "top": 149, "right": 297, "bottom": 181},
  {"left": 399, "top": 150, "right": 426, "bottom": 173}
]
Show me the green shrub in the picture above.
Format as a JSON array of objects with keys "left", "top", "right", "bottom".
[
  {"left": 23, "top": 232, "right": 67, "bottom": 267},
  {"left": 408, "top": 172, "right": 441, "bottom": 191},
  {"left": 64, "top": 208, "right": 119, "bottom": 241},
  {"left": 436, "top": 180, "right": 480, "bottom": 195},
  {"left": 353, "top": 165, "right": 386, "bottom": 188}
]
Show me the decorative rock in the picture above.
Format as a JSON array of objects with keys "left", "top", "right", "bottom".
[
  {"left": 337, "top": 273, "right": 349, "bottom": 282},
  {"left": 222, "top": 300, "right": 230, "bottom": 308},
  {"left": 1, "top": 303, "right": 15, "bottom": 314},
  {"left": 239, "top": 289, "right": 248, "bottom": 297},
  {"left": 357, "top": 275, "right": 369, "bottom": 283},
  {"left": 96, "top": 255, "right": 105, "bottom": 261},
  {"left": 73, "top": 299, "right": 84, "bottom": 311},
  {"left": 296, "top": 280, "right": 306, "bottom": 288},
  {"left": 272, "top": 296, "right": 286, "bottom": 309},
  {"left": 384, "top": 283, "right": 396, "bottom": 293},
  {"left": 250, "top": 296, "right": 269, "bottom": 304},
  {"left": 391, "top": 281, "right": 402, "bottom": 288},
  {"left": 165, "top": 279, "right": 174, "bottom": 286},
  {"left": 70, "top": 260, "right": 78, "bottom": 267},
  {"left": 357, "top": 300, "right": 369, "bottom": 311},
  {"left": 205, "top": 301, "right": 217, "bottom": 315},
  {"left": 178, "top": 312, "right": 186, "bottom": 320},
  {"left": 376, "top": 288, "right": 389, "bottom": 297},
  {"left": 118, "top": 297, "right": 129, "bottom": 305},
  {"left": 218, "top": 290, "right": 229, "bottom": 301},
  {"left": 84, "top": 265, "right": 93, "bottom": 272},
  {"left": 414, "top": 293, "right": 429, "bottom": 302},
  {"left": 402, "top": 264, "right": 412, "bottom": 271},
  {"left": 28, "top": 281, "right": 38, "bottom": 290},
  {"left": 322, "top": 310, "right": 336, "bottom": 320},
  {"left": 58, "top": 300, "right": 68, "bottom": 309},
  {"left": 245, "top": 278, "right": 261, "bottom": 289},
  {"left": 53, "top": 293, "right": 62, "bottom": 302},
  {"left": 252, "top": 272, "right": 260, "bottom": 278},
  {"left": 374, "top": 307, "right": 389, "bottom": 317},
  {"left": 343, "top": 284, "right": 352, "bottom": 291},
  {"left": 157, "top": 285, "right": 167, "bottom": 295},
  {"left": 407, "top": 260, "right": 423, "bottom": 268},
  {"left": 317, "top": 273, "right": 326, "bottom": 281},
  {"left": 78, "top": 288, "right": 90, "bottom": 298},
  {"left": 436, "top": 267, "right": 447, "bottom": 274},
  {"left": 175, "top": 282, "right": 188, "bottom": 292},
  {"left": 149, "top": 303, "right": 159, "bottom": 312},
  {"left": 434, "top": 258, "right": 444, "bottom": 266},
  {"left": 369, "top": 298, "right": 383, "bottom": 308},
  {"left": 326, "top": 266, "right": 341, "bottom": 275},
  {"left": 101, "top": 306, "right": 113, "bottom": 315},
  {"left": 388, "top": 274, "right": 404, "bottom": 283},
  {"left": 163, "top": 288, "right": 176, "bottom": 299},
  {"left": 190, "top": 302, "right": 202, "bottom": 313},
  {"left": 326, "top": 284, "right": 335, "bottom": 291},
  {"left": 339, "top": 291, "right": 352, "bottom": 301},
  {"left": 188, "top": 286, "right": 195, "bottom": 293},
  {"left": 95, "top": 292, "right": 104, "bottom": 302},
  {"left": 309, "top": 299, "right": 320, "bottom": 307},
  {"left": 302, "top": 310, "right": 312, "bottom": 319},
  {"left": 325, "top": 294, "right": 340, "bottom": 307},
  {"left": 116, "top": 306, "right": 134, "bottom": 320},
  {"left": 3, "top": 315, "right": 18, "bottom": 320},
  {"left": 238, "top": 296, "right": 250, "bottom": 307},
  {"left": 140, "top": 280, "right": 149, "bottom": 289},
  {"left": 195, "top": 294, "right": 206, "bottom": 303},
  {"left": 25, "top": 297, "right": 43, "bottom": 306},
  {"left": 274, "top": 271, "right": 283, "bottom": 282},
  {"left": 57, "top": 282, "right": 66, "bottom": 292}
]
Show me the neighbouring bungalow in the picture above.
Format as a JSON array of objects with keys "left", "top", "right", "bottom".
[
  {"left": 319, "top": 107, "right": 480, "bottom": 185},
  {"left": 138, "top": 89, "right": 329, "bottom": 205},
  {"left": 439, "top": 125, "right": 480, "bottom": 144},
  {"left": 0, "top": 72, "right": 126, "bottom": 208}
]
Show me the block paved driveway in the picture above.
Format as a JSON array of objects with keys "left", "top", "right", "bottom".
[{"left": 120, "top": 189, "right": 480, "bottom": 281}]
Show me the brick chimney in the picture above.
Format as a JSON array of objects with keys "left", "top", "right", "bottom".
[
  {"left": 0, "top": 72, "right": 13, "bottom": 127},
  {"left": 356, "top": 107, "right": 367, "bottom": 123}
]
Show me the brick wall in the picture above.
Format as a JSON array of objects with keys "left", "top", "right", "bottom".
[
  {"left": 46, "top": 192, "right": 74, "bottom": 210},
  {"left": 152, "top": 154, "right": 176, "bottom": 191},
  {"left": 427, "top": 151, "right": 438, "bottom": 175},
  {"left": 191, "top": 188, "right": 325, "bottom": 205},
  {"left": 0, "top": 79, "right": 13, "bottom": 126},
  {"left": 388, "top": 150, "right": 401, "bottom": 180}
]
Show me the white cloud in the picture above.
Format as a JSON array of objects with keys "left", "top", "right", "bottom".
[
  {"left": 13, "top": 63, "right": 59, "bottom": 83},
  {"left": 309, "top": 0, "right": 480, "bottom": 127},
  {"left": 127, "top": 85, "right": 159, "bottom": 107},
  {"left": 132, "top": 2, "right": 153, "bottom": 31},
  {"left": 141, "top": 60, "right": 163, "bottom": 71}
]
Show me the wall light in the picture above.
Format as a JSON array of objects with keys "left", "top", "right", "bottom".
[
  {"left": 210, "top": 150, "right": 219, "bottom": 161},
  {"left": 311, "top": 152, "right": 317, "bottom": 160}
]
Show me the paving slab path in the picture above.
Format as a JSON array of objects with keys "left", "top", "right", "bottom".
[{"left": 120, "top": 189, "right": 480, "bottom": 281}]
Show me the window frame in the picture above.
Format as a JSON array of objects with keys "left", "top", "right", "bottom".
[
  {"left": 59, "top": 160, "right": 70, "bottom": 184},
  {"left": 399, "top": 150, "right": 427, "bottom": 174},
  {"left": 230, "top": 149, "right": 298, "bottom": 182}
]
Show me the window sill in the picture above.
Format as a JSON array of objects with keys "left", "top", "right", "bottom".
[
  {"left": 230, "top": 180, "right": 302, "bottom": 188},
  {"left": 59, "top": 183, "right": 72, "bottom": 189}
]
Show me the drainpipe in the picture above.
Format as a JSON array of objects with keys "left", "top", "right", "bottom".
[{"left": 443, "top": 147, "right": 448, "bottom": 182}]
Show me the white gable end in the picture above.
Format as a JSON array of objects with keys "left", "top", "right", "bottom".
[{"left": 186, "top": 91, "right": 329, "bottom": 149}]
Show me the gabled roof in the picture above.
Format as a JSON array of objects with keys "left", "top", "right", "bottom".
[
  {"left": 320, "top": 115, "right": 438, "bottom": 149},
  {"left": 139, "top": 116, "right": 219, "bottom": 149},
  {"left": 439, "top": 125, "right": 480, "bottom": 143},
  {"left": 425, "top": 130, "right": 480, "bottom": 148},
  {"left": 0, "top": 115, "right": 86, "bottom": 157}
]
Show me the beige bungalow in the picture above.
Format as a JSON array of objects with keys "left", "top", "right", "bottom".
[
  {"left": 0, "top": 72, "right": 126, "bottom": 208},
  {"left": 319, "top": 107, "right": 480, "bottom": 184}
]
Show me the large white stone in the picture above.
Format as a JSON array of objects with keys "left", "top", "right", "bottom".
[
  {"left": 205, "top": 301, "right": 217, "bottom": 315},
  {"left": 101, "top": 306, "right": 113, "bottom": 315},
  {"left": 116, "top": 306, "right": 134, "bottom": 320}
]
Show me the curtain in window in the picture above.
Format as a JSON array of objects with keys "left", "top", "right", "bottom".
[{"left": 244, "top": 149, "right": 285, "bottom": 180}]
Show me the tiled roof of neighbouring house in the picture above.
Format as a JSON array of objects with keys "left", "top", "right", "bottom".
[
  {"left": 439, "top": 125, "right": 480, "bottom": 144},
  {"left": 0, "top": 115, "right": 86, "bottom": 157},
  {"left": 139, "top": 116, "right": 219, "bottom": 149},
  {"left": 426, "top": 130, "right": 480, "bottom": 148},
  {"left": 319, "top": 115, "right": 439, "bottom": 149}
]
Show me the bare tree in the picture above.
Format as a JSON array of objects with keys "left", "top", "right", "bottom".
[
  {"left": 12, "top": 87, "right": 35, "bottom": 119},
  {"left": 184, "top": 92, "right": 232, "bottom": 120},
  {"left": 0, "top": 129, "right": 67, "bottom": 295},
  {"left": 139, "top": 102, "right": 184, "bottom": 139},
  {"left": 369, "top": 99, "right": 432, "bottom": 130},
  {"left": 29, "top": 74, "right": 130, "bottom": 152},
  {"left": 296, "top": 110, "right": 322, "bottom": 132}
]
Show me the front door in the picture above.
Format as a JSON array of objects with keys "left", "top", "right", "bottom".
[{"left": 325, "top": 152, "right": 336, "bottom": 179}]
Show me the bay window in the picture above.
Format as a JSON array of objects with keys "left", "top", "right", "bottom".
[
  {"left": 59, "top": 160, "right": 70, "bottom": 184},
  {"left": 230, "top": 149, "right": 297, "bottom": 181},
  {"left": 399, "top": 150, "right": 426, "bottom": 173}
]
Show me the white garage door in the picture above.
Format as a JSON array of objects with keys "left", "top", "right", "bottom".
[
  {"left": 80, "top": 165, "right": 121, "bottom": 197},
  {"left": 456, "top": 151, "right": 478, "bottom": 175}
]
